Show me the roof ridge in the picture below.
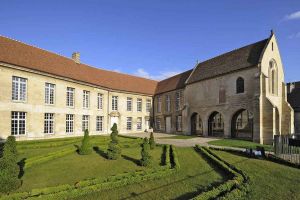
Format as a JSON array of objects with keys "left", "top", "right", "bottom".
[
  {"left": 0, "top": 35, "right": 158, "bottom": 83},
  {"left": 158, "top": 69, "right": 193, "bottom": 83}
]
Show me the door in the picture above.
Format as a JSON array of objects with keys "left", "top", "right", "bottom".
[
  {"left": 165, "top": 116, "right": 171, "bottom": 133},
  {"left": 110, "top": 116, "right": 119, "bottom": 129},
  {"left": 145, "top": 120, "right": 150, "bottom": 131}
]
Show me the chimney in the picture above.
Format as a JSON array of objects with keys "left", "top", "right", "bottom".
[{"left": 72, "top": 52, "right": 80, "bottom": 64}]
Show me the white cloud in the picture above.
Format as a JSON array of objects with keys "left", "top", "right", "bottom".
[
  {"left": 284, "top": 11, "right": 300, "bottom": 20},
  {"left": 288, "top": 32, "right": 300, "bottom": 39},
  {"left": 134, "top": 68, "right": 181, "bottom": 81}
]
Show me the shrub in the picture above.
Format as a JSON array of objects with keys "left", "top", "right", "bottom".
[
  {"left": 107, "top": 123, "right": 121, "bottom": 160},
  {"left": 0, "top": 136, "right": 21, "bottom": 193},
  {"left": 170, "top": 145, "right": 180, "bottom": 170},
  {"left": 149, "top": 132, "right": 155, "bottom": 150},
  {"left": 79, "top": 130, "right": 92, "bottom": 155},
  {"left": 140, "top": 137, "right": 152, "bottom": 167}
]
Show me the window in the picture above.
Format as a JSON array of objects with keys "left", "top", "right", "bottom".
[
  {"left": 127, "top": 97, "right": 132, "bottom": 111},
  {"left": 12, "top": 76, "right": 27, "bottom": 101},
  {"left": 137, "top": 98, "right": 142, "bottom": 112},
  {"left": 127, "top": 117, "right": 132, "bottom": 130},
  {"left": 137, "top": 117, "right": 142, "bottom": 130},
  {"left": 269, "top": 60, "right": 278, "bottom": 95},
  {"left": 66, "top": 87, "right": 75, "bottom": 107},
  {"left": 146, "top": 99, "right": 151, "bottom": 112},
  {"left": 82, "top": 115, "right": 89, "bottom": 131},
  {"left": 156, "top": 118, "right": 161, "bottom": 130},
  {"left": 44, "top": 113, "right": 54, "bottom": 134},
  {"left": 165, "top": 95, "right": 171, "bottom": 112},
  {"left": 112, "top": 96, "right": 118, "bottom": 111},
  {"left": 157, "top": 96, "right": 162, "bottom": 113},
  {"left": 45, "top": 83, "right": 55, "bottom": 105},
  {"left": 83, "top": 90, "right": 90, "bottom": 108},
  {"left": 11, "top": 112, "right": 26, "bottom": 135},
  {"left": 96, "top": 116, "right": 103, "bottom": 132},
  {"left": 66, "top": 114, "right": 74, "bottom": 134},
  {"left": 176, "top": 115, "right": 182, "bottom": 131},
  {"left": 236, "top": 77, "right": 244, "bottom": 94},
  {"left": 97, "top": 93, "right": 103, "bottom": 110},
  {"left": 175, "top": 91, "right": 181, "bottom": 111}
]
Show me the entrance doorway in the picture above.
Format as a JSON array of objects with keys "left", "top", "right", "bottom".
[
  {"left": 165, "top": 116, "right": 171, "bottom": 133},
  {"left": 191, "top": 113, "right": 198, "bottom": 135},
  {"left": 208, "top": 111, "right": 224, "bottom": 137},
  {"left": 110, "top": 116, "right": 119, "bottom": 129}
]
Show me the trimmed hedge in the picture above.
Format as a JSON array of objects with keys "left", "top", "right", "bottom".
[
  {"left": 161, "top": 145, "right": 171, "bottom": 168},
  {"left": 170, "top": 145, "right": 180, "bottom": 170}
]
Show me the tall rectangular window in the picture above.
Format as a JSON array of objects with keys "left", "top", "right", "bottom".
[
  {"left": 157, "top": 96, "right": 162, "bottom": 113},
  {"left": 127, "top": 117, "right": 132, "bottom": 130},
  {"left": 165, "top": 95, "right": 171, "bottom": 112},
  {"left": 146, "top": 99, "right": 151, "bottom": 112},
  {"left": 96, "top": 116, "right": 103, "bottom": 132},
  {"left": 66, "top": 87, "right": 75, "bottom": 107},
  {"left": 137, "top": 98, "right": 142, "bottom": 112},
  {"left": 45, "top": 83, "right": 55, "bottom": 105},
  {"left": 82, "top": 115, "right": 89, "bottom": 131},
  {"left": 97, "top": 93, "right": 103, "bottom": 110},
  {"left": 66, "top": 114, "right": 74, "bottom": 134},
  {"left": 12, "top": 76, "right": 27, "bottom": 101},
  {"left": 176, "top": 115, "right": 182, "bottom": 131},
  {"left": 112, "top": 96, "right": 118, "bottom": 111},
  {"left": 83, "top": 90, "right": 90, "bottom": 109},
  {"left": 44, "top": 113, "right": 54, "bottom": 134},
  {"left": 11, "top": 112, "right": 26, "bottom": 135},
  {"left": 137, "top": 117, "right": 142, "bottom": 130},
  {"left": 156, "top": 118, "right": 161, "bottom": 130},
  {"left": 175, "top": 91, "right": 181, "bottom": 111},
  {"left": 127, "top": 97, "right": 132, "bottom": 111}
]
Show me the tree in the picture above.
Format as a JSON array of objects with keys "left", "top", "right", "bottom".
[
  {"left": 149, "top": 132, "right": 155, "bottom": 150},
  {"left": 140, "top": 137, "right": 152, "bottom": 167},
  {"left": 107, "top": 123, "right": 121, "bottom": 160},
  {"left": 79, "top": 129, "right": 92, "bottom": 155},
  {"left": 0, "top": 136, "right": 21, "bottom": 193}
]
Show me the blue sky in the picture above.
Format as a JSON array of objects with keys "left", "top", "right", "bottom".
[{"left": 0, "top": 0, "right": 299, "bottom": 82}]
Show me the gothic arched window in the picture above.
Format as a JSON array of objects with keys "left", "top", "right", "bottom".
[
  {"left": 236, "top": 77, "right": 244, "bottom": 94},
  {"left": 269, "top": 60, "right": 278, "bottom": 95}
]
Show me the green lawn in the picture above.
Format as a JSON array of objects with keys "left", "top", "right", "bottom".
[
  {"left": 208, "top": 139, "right": 273, "bottom": 151},
  {"left": 211, "top": 150, "right": 300, "bottom": 199},
  {"left": 160, "top": 135, "right": 199, "bottom": 139}
]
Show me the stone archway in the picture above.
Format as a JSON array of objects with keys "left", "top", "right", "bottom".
[
  {"left": 191, "top": 112, "right": 198, "bottom": 135},
  {"left": 231, "top": 109, "right": 253, "bottom": 140},
  {"left": 208, "top": 111, "right": 224, "bottom": 137}
]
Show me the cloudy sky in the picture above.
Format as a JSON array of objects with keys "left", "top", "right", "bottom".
[{"left": 0, "top": 0, "right": 299, "bottom": 82}]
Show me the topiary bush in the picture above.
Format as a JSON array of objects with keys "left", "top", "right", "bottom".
[
  {"left": 79, "top": 130, "right": 92, "bottom": 155},
  {"left": 107, "top": 123, "right": 121, "bottom": 160},
  {"left": 0, "top": 136, "right": 21, "bottom": 193},
  {"left": 140, "top": 137, "right": 152, "bottom": 167},
  {"left": 149, "top": 132, "right": 155, "bottom": 150}
]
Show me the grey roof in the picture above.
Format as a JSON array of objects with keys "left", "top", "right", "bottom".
[
  {"left": 288, "top": 82, "right": 300, "bottom": 112},
  {"left": 186, "top": 39, "right": 269, "bottom": 84}
]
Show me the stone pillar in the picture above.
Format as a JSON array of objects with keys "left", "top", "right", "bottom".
[{"left": 224, "top": 116, "right": 231, "bottom": 138}]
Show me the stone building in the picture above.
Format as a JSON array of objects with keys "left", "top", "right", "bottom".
[
  {"left": 0, "top": 31, "right": 294, "bottom": 144},
  {"left": 287, "top": 82, "right": 300, "bottom": 134}
]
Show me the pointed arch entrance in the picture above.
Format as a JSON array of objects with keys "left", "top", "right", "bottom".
[
  {"left": 231, "top": 109, "right": 253, "bottom": 139},
  {"left": 208, "top": 112, "right": 224, "bottom": 137}
]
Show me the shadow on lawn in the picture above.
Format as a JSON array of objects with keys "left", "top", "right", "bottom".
[
  {"left": 122, "top": 155, "right": 140, "bottom": 166},
  {"left": 93, "top": 146, "right": 107, "bottom": 159},
  {"left": 18, "top": 158, "right": 26, "bottom": 178}
]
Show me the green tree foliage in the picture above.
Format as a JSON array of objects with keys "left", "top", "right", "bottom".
[
  {"left": 0, "top": 136, "right": 21, "bottom": 193},
  {"left": 78, "top": 130, "right": 92, "bottom": 155},
  {"left": 149, "top": 132, "right": 155, "bottom": 150},
  {"left": 140, "top": 137, "right": 152, "bottom": 167},
  {"left": 107, "top": 123, "right": 121, "bottom": 160}
]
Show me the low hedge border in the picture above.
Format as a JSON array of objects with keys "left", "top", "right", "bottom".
[
  {"left": 170, "top": 145, "right": 180, "bottom": 170},
  {"left": 193, "top": 145, "right": 249, "bottom": 200}
]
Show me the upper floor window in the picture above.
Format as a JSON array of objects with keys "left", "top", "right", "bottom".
[
  {"left": 236, "top": 77, "right": 244, "bottom": 94},
  {"left": 112, "top": 96, "right": 118, "bottom": 111},
  {"left": 175, "top": 91, "right": 181, "bottom": 111},
  {"left": 137, "top": 98, "right": 142, "bottom": 112},
  {"left": 12, "top": 76, "right": 27, "bottom": 102},
  {"left": 66, "top": 87, "right": 75, "bottom": 107},
  {"left": 269, "top": 60, "right": 278, "bottom": 95},
  {"left": 157, "top": 96, "right": 162, "bottom": 113},
  {"left": 127, "top": 97, "right": 132, "bottom": 111},
  {"left": 83, "top": 90, "right": 90, "bottom": 109},
  {"left": 146, "top": 99, "right": 151, "bottom": 112},
  {"left": 165, "top": 95, "right": 171, "bottom": 112},
  {"left": 45, "top": 83, "right": 55, "bottom": 105},
  {"left": 97, "top": 93, "right": 103, "bottom": 110}
]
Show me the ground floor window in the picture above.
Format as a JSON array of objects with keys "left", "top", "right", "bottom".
[
  {"left": 137, "top": 117, "right": 142, "bottom": 130},
  {"left": 44, "top": 113, "right": 54, "bottom": 134},
  {"left": 66, "top": 114, "right": 74, "bottom": 134},
  {"left": 176, "top": 115, "right": 182, "bottom": 131},
  {"left": 96, "top": 116, "right": 103, "bottom": 132},
  {"left": 127, "top": 117, "right": 132, "bottom": 130},
  {"left": 82, "top": 115, "right": 89, "bottom": 132},
  {"left": 156, "top": 118, "right": 161, "bottom": 130},
  {"left": 11, "top": 111, "right": 26, "bottom": 135}
]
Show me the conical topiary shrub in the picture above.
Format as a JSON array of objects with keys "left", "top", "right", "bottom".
[
  {"left": 107, "top": 123, "right": 121, "bottom": 160},
  {"left": 79, "top": 129, "right": 92, "bottom": 155},
  {"left": 140, "top": 137, "right": 152, "bottom": 167},
  {"left": 149, "top": 132, "right": 155, "bottom": 150}
]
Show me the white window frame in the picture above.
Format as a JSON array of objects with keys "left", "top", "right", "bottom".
[
  {"left": 82, "top": 115, "right": 89, "bottom": 131},
  {"left": 44, "top": 113, "right": 54, "bottom": 134},
  {"left": 137, "top": 117, "right": 142, "bottom": 130},
  {"left": 112, "top": 96, "right": 118, "bottom": 111},
  {"left": 137, "top": 98, "right": 142, "bottom": 112},
  {"left": 66, "top": 87, "right": 75, "bottom": 107},
  {"left": 66, "top": 114, "right": 74, "bottom": 134},
  {"left": 12, "top": 76, "right": 27, "bottom": 102},
  {"left": 97, "top": 93, "right": 103, "bottom": 110},
  {"left": 127, "top": 117, "right": 132, "bottom": 130},
  {"left": 11, "top": 111, "right": 26, "bottom": 136},
  {"left": 45, "top": 83, "right": 55, "bottom": 105},
  {"left": 83, "top": 90, "right": 90, "bottom": 109},
  {"left": 166, "top": 95, "right": 171, "bottom": 112},
  {"left": 146, "top": 99, "right": 151, "bottom": 112},
  {"left": 96, "top": 116, "right": 103, "bottom": 132},
  {"left": 127, "top": 97, "right": 132, "bottom": 111}
]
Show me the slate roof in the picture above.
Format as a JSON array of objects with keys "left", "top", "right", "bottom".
[
  {"left": 287, "top": 82, "right": 300, "bottom": 112},
  {"left": 186, "top": 39, "right": 269, "bottom": 84}
]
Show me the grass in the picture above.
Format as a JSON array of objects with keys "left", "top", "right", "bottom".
[
  {"left": 208, "top": 138, "right": 273, "bottom": 151},
  {"left": 160, "top": 135, "right": 199, "bottom": 139},
  {"left": 211, "top": 150, "right": 300, "bottom": 199}
]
